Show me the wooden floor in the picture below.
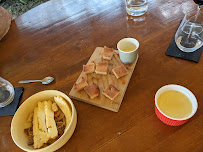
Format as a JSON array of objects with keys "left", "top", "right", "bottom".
[{"left": 0, "top": 0, "right": 202, "bottom": 151}]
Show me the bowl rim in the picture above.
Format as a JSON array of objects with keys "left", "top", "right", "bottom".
[
  {"left": 155, "top": 84, "right": 198, "bottom": 121},
  {"left": 11, "top": 90, "right": 77, "bottom": 151}
]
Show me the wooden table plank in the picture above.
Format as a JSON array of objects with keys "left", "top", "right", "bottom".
[
  {"left": 95, "top": 114, "right": 202, "bottom": 152},
  {"left": 147, "top": 115, "right": 203, "bottom": 152}
]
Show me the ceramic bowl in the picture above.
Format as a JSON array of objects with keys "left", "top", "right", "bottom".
[
  {"left": 155, "top": 84, "right": 198, "bottom": 126},
  {"left": 11, "top": 90, "right": 77, "bottom": 151}
]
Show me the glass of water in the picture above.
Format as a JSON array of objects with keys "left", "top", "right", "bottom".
[
  {"left": 126, "top": 0, "right": 148, "bottom": 16},
  {"left": 175, "top": 12, "right": 203, "bottom": 53},
  {"left": 0, "top": 77, "right": 14, "bottom": 107}
]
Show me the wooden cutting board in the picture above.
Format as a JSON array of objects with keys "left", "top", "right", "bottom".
[{"left": 69, "top": 47, "right": 138, "bottom": 112}]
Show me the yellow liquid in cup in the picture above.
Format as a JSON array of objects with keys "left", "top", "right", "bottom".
[
  {"left": 157, "top": 90, "right": 192, "bottom": 119},
  {"left": 121, "top": 43, "right": 137, "bottom": 52}
]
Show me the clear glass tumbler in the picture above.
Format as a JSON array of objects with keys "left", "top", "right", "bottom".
[
  {"left": 0, "top": 77, "right": 14, "bottom": 107},
  {"left": 126, "top": 0, "right": 148, "bottom": 16},
  {"left": 175, "top": 12, "right": 203, "bottom": 53}
]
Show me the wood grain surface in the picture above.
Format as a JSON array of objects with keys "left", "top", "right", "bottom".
[
  {"left": 0, "top": 0, "right": 202, "bottom": 152},
  {"left": 69, "top": 47, "right": 138, "bottom": 112}
]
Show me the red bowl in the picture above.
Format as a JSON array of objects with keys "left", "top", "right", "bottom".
[{"left": 155, "top": 84, "right": 198, "bottom": 126}]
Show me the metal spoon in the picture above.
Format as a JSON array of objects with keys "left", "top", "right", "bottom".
[{"left": 18, "top": 76, "right": 54, "bottom": 85}]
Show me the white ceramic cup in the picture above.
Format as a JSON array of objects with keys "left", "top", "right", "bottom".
[{"left": 117, "top": 38, "right": 139, "bottom": 64}]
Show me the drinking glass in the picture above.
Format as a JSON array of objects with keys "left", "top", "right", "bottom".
[
  {"left": 126, "top": 0, "right": 148, "bottom": 16},
  {"left": 0, "top": 77, "right": 14, "bottom": 107},
  {"left": 175, "top": 11, "right": 203, "bottom": 53}
]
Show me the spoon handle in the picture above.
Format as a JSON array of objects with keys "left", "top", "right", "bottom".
[{"left": 18, "top": 80, "right": 42, "bottom": 84}]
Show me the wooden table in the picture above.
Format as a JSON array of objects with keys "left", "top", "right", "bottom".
[{"left": 0, "top": 0, "right": 202, "bottom": 151}]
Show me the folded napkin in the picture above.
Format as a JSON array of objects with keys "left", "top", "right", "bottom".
[{"left": 0, "top": 87, "right": 24, "bottom": 117}]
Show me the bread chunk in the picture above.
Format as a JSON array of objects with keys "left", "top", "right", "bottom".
[
  {"left": 27, "top": 112, "right": 34, "bottom": 123},
  {"left": 95, "top": 62, "right": 108, "bottom": 75},
  {"left": 33, "top": 107, "right": 44, "bottom": 149},
  {"left": 52, "top": 102, "right": 58, "bottom": 112},
  {"left": 112, "top": 64, "right": 128, "bottom": 79},
  {"left": 73, "top": 77, "right": 88, "bottom": 91},
  {"left": 44, "top": 101, "right": 58, "bottom": 139},
  {"left": 102, "top": 84, "right": 120, "bottom": 100},
  {"left": 37, "top": 102, "right": 50, "bottom": 144},
  {"left": 101, "top": 46, "right": 114, "bottom": 60},
  {"left": 37, "top": 102, "right": 48, "bottom": 133},
  {"left": 83, "top": 63, "right": 95, "bottom": 74},
  {"left": 33, "top": 102, "right": 55, "bottom": 148},
  {"left": 84, "top": 82, "right": 100, "bottom": 99}
]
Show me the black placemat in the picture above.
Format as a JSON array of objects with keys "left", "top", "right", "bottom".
[
  {"left": 0, "top": 87, "right": 24, "bottom": 117},
  {"left": 165, "top": 22, "right": 203, "bottom": 63}
]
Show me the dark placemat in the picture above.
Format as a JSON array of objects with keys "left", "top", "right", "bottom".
[
  {"left": 165, "top": 36, "right": 202, "bottom": 63},
  {"left": 0, "top": 87, "right": 24, "bottom": 117}
]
